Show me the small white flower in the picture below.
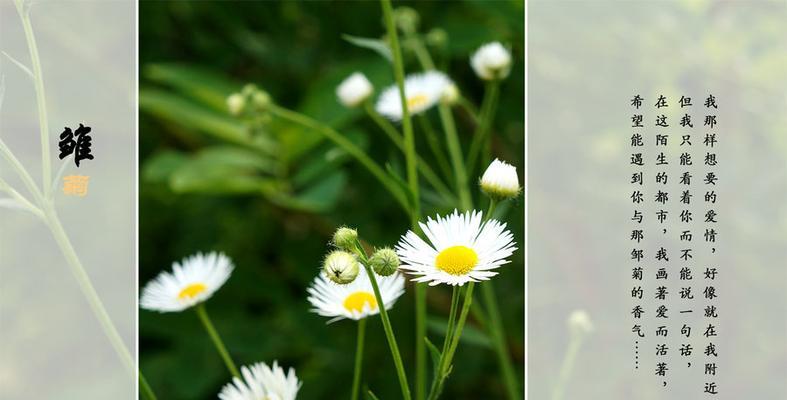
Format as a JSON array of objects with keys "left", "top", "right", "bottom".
[
  {"left": 140, "top": 252, "right": 233, "bottom": 313},
  {"left": 336, "top": 72, "right": 373, "bottom": 108},
  {"left": 375, "top": 71, "right": 452, "bottom": 121},
  {"left": 470, "top": 42, "right": 512, "bottom": 81},
  {"left": 568, "top": 310, "right": 594, "bottom": 334},
  {"left": 480, "top": 158, "right": 521, "bottom": 200},
  {"left": 307, "top": 264, "right": 405, "bottom": 322},
  {"left": 396, "top": 210, "right": 516, "bottom": 286},
  {"left": 218, "top": 361, "right": 301, "bottom": 400}
]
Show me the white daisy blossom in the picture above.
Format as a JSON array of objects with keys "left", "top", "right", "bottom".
[
  {"left": 375, "top": 71, "right": 452, "bottom": 121},
  {"left": 140, "top": 252, "right": 233, "bottom": 313},
  {"left": 307, "top": 265, "right": 405, "bottom": 322},
  {"left": 218, "top": 361, "right": 301, "bottom": 400},
  {"left": 336, "top": 72, "right": 373, "bottom": 107},
  {"left": 480, "top": 158, "right": 520, "bottom": 200},
  {"left": 396, "top": 210, "right": 516, "bottom": 286},
  {"left": 470, "top": 42, "right": 512, "bottom": 81}
]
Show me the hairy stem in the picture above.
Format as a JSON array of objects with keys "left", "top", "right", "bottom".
[{"left": 196, "top": 303, "right": 240, "bottom": 378}]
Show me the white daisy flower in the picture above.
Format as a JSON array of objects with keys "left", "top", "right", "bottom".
[
  {"left": 470, "top": 42, "right": 512, "bottom": 81},
  {"left": 336, "top": 72, "right": 373, "bottom": 108},
  {"left": 218, "top": 361, "right": 301, "bottom": 400},
  {"left": 140, "top": 252, "right": 233, "bottom": 313},
  {"left": 480, "top": 158, "right": 521, "bottom": 200},
  {"left": 396, "top": 210, "right": 516, "bottom": 286},
  {"left": 375, "top": 71, "right": 452, "bottom": 121},
  {"left": 307, "top": 264, "right": 405, "bottom": 323}
]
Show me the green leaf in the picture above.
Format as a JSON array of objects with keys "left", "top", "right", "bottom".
[
  {"left": 140, "top": 88, "right": 276, "bottom": 155},
  {"left": 142, "top": 151, "right": 188, "bottom": 183},
  {"left": 365, "top": 390, "right": 382, "bottom": 400},
  {"left": 144, "top": 63, "right": 241, "bottom": 111},
  {"left": 424, "top": 336, "right": 443, "bottom": 377},
  {"left": 168, "top": 148, "right": 280, "bottom": 195},
  {"left": 342, "top": 34, "right": 392, "bottom": 62},
  {"left": 269, "top": 170, "right": 347, "bottom": 212}
]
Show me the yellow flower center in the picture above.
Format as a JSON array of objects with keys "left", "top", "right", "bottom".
[
  {"left": 343, "top": 291, "right": 377, "bottom": 313},
  {"left": 178, "top": 283, "right": 207, "bottom": 300},
  {"left": 435, "top": 246, "right": 478, "bottom": 275},
  {"left": 406, "top": 94, "right": 429, "bottom": 110}
]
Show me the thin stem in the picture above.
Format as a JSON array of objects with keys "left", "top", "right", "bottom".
[
  {"left": 139, "top": 373, "right": 158, "bottom": 400},
  {"left": 381, "top": 4, "right": 423, "bottom": 400},
  {"left": 0, "top": 137, "right": 44, "bottom": 203},
  {"left": 0, "top": 177, "right": 44, "bottom": 219},
  {"left": 381, "top": 0, "right": 419, "bottom": 227},
  {"left": 486, "top": 199, "right": 498, "bottom": 220},
  {"left": 195, "top": 303, "right": 240, "bottom": 378},
  {"left": 268, "top": 104, "right": 410, "bottom": 212},
  {"left": 428, "top": 282, "right": 475, "bottom": 400},
  {"left": 467, "top": 81, "right": 500, "bottom": 175},
  {"left": 439, "top": 286, "right": 460, "bottom": 366},
  {"left": 418, "top": 115, "right": 453, "bottom": 182},
  {"left": 362, "top": 262, "right": 412, "bottom": 400},
  {"left": 480, "top": 282, "right": 520, "bottom": 400},
  {"left": 15, "top": 0, "right": 51, "bottom": 197},
  {"left": 364, "top": 103, "right": 455, "bottom": 204},
  {"left": 438, "top": 105, "right": 472, "bottom": 211},
  {"left": 351, "top": 318, "right": 367, "bottom": 400},
  {"left": 414, "top": 283, "right": 427, "bottom": 400},
  {"left": 551, "top": 333, "right": 584, "bottom": 400}
]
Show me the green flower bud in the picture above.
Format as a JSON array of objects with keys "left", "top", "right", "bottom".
[
  {"left": 369, "top": 247, "right": 400, "bottom": 277},
  {"left": 332, "top": 226, "right": 358, "bottom": 251},
  {"left": 425, "top": 28, "right": 447, "bottom": 48},
  {"left": 226, "top": 93, "right": 246, "bottom": 116},
  {"left": 323, "top": 250, "right": 359, "bottom": 284},
  {"left": 393, "top": 7, "right": 419, "bottom": 34}
]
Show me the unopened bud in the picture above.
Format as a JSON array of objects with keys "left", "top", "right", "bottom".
[
  {"left": 323, "top": 251, "right": 359, "bottom": 284},
  {"left": 226, "top": 93, "right": 246, "bottom": 116},
  {"left": 332, "top": 227, "right": 358, "bottom": 251},
  {"left": 369, "top": 247, "right": 399, "bottom": 276}
]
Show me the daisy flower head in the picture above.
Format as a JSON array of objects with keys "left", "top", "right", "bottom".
[
  {"left": 375, "top": 71, "right": 452, "bottom": 121},
  {"left": 470, "top": 42, "right": 512, "bottom": 81},
  {"left": 396, "top": 210, "right": 516, "bottom": 286},
  {"left": 140, "top": 252, "right": 233, "bottom": 313},
  {"left": 480, "top": 158, "right": 521, "bottom": 201},
  {"left": 307, "top": 265, "right": 405, "bottom": 322},
  {"left": 218, "top": 361, "right": 301, "bottom": 400},
  {"left": 336, "top": 72, "right": 373, "bottom": 108}
]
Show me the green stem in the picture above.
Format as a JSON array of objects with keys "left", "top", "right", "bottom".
[
  {"left": 418, "top": 115, "right": 453, "bottom": 183},
  {"left": 381, "top": 3, "right": 423, "bottom": 400},
  {"left": 351, "top": 318, "right": 367, "bottom": 400},
  {"left": 428, "top": 282, "right": 475, "bottom": 400},
  {"left": 438, "top": 105, "right": 472, "bottom": 211},
  {"left": 364, "top": 103, "right": 455, "bottom": 204},
  {"left": 480, "top": 283, "right": 520, "bottom": 400},
  {"left": 361, "top": 262, "right": 412, "bottom": 400},
  {"left": 381, "top": 0, "right": 419, "bottom": 227},
  {"left": 439, "top": 286, "right": 460, "bottom": 365},
  {"left": 415, "top": 283, "right": 427, "bottom": 400},
  {"left": 467, "top": 81, "right": 500, "bottom": 175},
  {"left": 268, "top": 104, "right": 410, "bottom": 212},
  {"left": 15, "top": 0, "right": 51, "bottom": 197},
  {"left": 0, "top": 177, "right": 44, "bottom": 219},
  {"left": 551, "top": 333, "right": 584, "bottom": 400},
  {"left": 139, "top": 373, "right": 158, "bottom": 400},
  {"left": 195, "top": 303, "right": 240, "bottom": 378}
]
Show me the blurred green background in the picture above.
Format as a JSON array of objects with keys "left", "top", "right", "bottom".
[{"left": 139, "top": 1, "right": 523, "bottom": 399}]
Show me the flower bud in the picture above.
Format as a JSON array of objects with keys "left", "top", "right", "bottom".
[
  {"left": 470, "top": 42, "right": 512, "bottom": 81},
  {"left": 322, "top": 251, "right": 360, "bottom": 285},
  {"left": 425, "top": 28, "right": 447, "bottom": 48},
  {"left": 441, "top": 83, "right": 460, "bottom": 105},
  {"left": 250, "top": 90, "right": 271, "bottom": 111},
  {"left": 332, "top": 226, "right": 358, "bottom": 251},
  {"left": 226, "top": 93, "right": 246, "bottom": 116},
  {"left": 480, "top": 159, "right": 521, "bottom": 201},
  {"left": 369, "top": 247, "right": 399, "bottom": 276},
  {"left": 336, "top": 72, "right": 373, "bottom": 108},
  {"left": 393, "top": 7, "right": 419, "bottom": 34}
]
